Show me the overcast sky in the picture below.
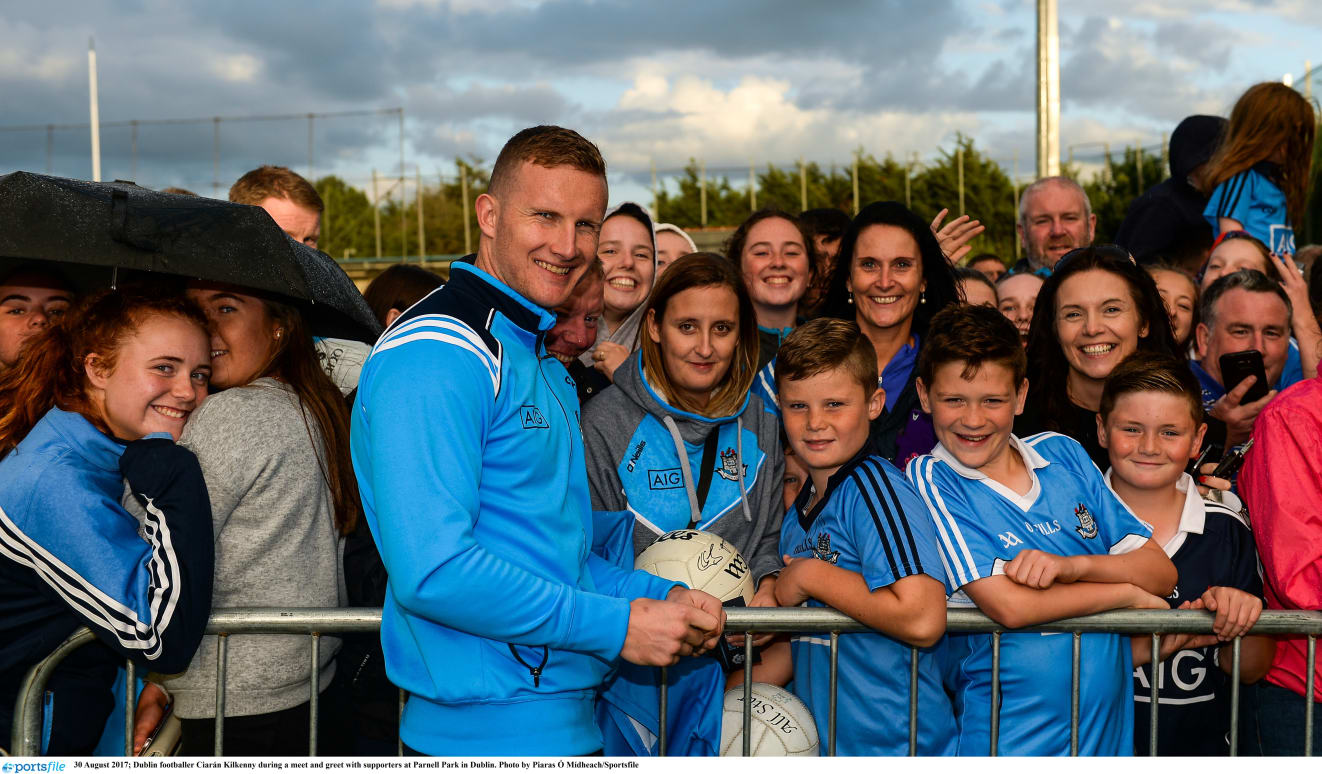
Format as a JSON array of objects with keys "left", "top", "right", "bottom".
[{"left": 2, "top": 0, "right": 1318, "bottom": 205}]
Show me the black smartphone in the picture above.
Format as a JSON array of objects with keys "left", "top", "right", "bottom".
[
  {"left": 1211, "top": 438, "right": 1254, "bottom": 480},
  {"left": 1219, "top": 350, "right": 1270, "bottom": 404},
  {"left": 1189, "top": 442, "right": 1224, "bottom": 475}
]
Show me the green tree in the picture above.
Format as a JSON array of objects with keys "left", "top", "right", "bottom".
[
  {"left": 316, "top": 175, "right": 376, "bottom": 260},
  {"left": 909, "top": 135, "right": 1018, "bottom": 262},
  {"left": 654, "top": 160, "right": 750, "bottom": 228},
  {"left": 1081, "top": 145, "right": 1166, "bottom": 243}
]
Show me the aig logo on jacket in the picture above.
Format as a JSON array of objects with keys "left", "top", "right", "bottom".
[{"left": 520, "top": 404, "right": 549, "bottom": 429}]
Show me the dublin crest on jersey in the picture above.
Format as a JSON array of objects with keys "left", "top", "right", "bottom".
[
  {"left": 813, "top": 533, "right": 841, "bottom": 565},
  {"left": 1074, "top": 503, "right": 1098, "bottom": 539},
  {"left": 716, "top": 447, "right": 747, "bottom": 481}
]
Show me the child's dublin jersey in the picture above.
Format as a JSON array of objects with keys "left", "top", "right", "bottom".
[
  {"left": 781, "top": 444, "right": 956, "bottom": 756},
  {"left": 906, "top": 432, "right": 1154, "bottom": 756}
]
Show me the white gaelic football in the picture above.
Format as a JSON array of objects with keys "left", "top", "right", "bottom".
[
  {"left": 720, "top": 683, "right": 819, "bottom": 756},
  {"left": 634, "top": 529, "right": 754, "bottom": 604}
]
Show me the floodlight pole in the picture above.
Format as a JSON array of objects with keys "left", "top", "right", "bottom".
[
  {"left": 1036, "top": 0, "right": 1060, "bottom": 178},
  {"left": 88, "top": 38, "right": 101, "bottom": 182}
]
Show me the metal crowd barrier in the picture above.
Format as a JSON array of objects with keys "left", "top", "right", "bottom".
[{"left": 12, "top": 607, "right": 1322, "bottom": 757}]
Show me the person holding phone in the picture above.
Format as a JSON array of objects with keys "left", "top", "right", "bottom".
[{"left": 1192, "top": 270, "right": 1294, "bottom": 446}]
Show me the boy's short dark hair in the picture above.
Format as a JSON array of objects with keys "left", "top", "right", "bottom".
[
  {"left": 1099, "top": 351, "right": 1204, "bottom": 426},
  {"left": 918, "top": 304, "right": 1026, "bottom": 386},
  {"left": 966, "top": 252, "right": 1004, "bottom": 270},
  {"left": 775, "top": 318, "right": 877, "bottom": 398}
]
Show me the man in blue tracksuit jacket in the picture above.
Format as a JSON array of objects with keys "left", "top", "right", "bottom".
[{"left": 350, "top": 126, "right": 724, "bottom": 756}]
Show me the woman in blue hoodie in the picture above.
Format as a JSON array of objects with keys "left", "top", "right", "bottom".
[
  {"left": 583, "top": 253, "right": 784, "bottom": 755},
  {"left": 0, "top": 287, "right": 215, "bottom": 754}
]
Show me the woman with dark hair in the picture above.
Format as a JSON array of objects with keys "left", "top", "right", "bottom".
[
  {"left": 582, "top": 253, "right": 783, "bottom": 756},
  {"left": 816, "top": 200, "right": 962, "bottom": 465},
  {"left": 725, "top": 208, "right": 816, "bottom": 369},
  {"left": 1017, "top": 246, "right": 1181, "bottom": 469},
  {"left": 132, "top": 282, "right": 360, "bottom": 755}
]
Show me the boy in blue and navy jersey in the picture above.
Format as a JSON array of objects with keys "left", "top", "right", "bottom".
[
  {"left": 768, "top": 318, "right": 956, "bottom": 756},
  {"left": 905, "top": 304, "right": 1176, "bottom": 756},
  {"left": 1095, "top": 351, "right": 1274, "bottom": 755}
]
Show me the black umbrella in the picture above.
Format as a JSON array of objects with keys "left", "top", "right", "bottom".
[{"left": 0, "top": 171, "right": 380, "bottom": 343}]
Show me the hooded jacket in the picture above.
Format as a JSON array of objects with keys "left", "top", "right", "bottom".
[
  {"left": 582, "top": 351, "right": 785, "bottom": 584},
  {"left": 1116, "top": 115, "right": 1227, "bottom": 266}
]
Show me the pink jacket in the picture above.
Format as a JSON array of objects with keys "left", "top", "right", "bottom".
[{"left": 1241, "top": 374, "right": 1322, "bottom": 701}]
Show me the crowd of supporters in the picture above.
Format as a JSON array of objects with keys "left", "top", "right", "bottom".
[{"left": 1, "top": 79, "right": 1320, "bottom": 758}]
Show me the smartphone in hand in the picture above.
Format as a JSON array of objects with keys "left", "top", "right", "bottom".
[{"left": 1219, "top": 350, "right": 1270, "bottom": 404}]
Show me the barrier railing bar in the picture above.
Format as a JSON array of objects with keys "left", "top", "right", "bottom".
[
  {"left": 1070, "top": 632, "right": 1080, "bottom": 756},
  {"left": 14, "top": 628, "right": 96, "bottom": 757},
  {"left": 908, "top": 647, "right": 918, "bottom": 756},
  {"left": 397, "top": 688, "right": 405, "bottom": 757},
  {"left": 828, "top": 631, "right": 838, "bottom": 756},
  {"left": 124, "top": 659, "right": 136, "bottom": 756},
  {"left": 1307, "top": 635, "right": 1316, "bottom": 757},
  {"left": 16, "top": 607, "right": 1322, "bottom": 757},
  {"left": 1148, "top": 634, "right": 1159, "bottom": 756},
  {"left": 309, "top": 633, "right": 321, "bottom": 756},
  {"left": 990, "top": 631, "right": 1000, "bottom": 757},
  {"left": 742, "top": 634, "right": 753, "bottom": 757},
  {"left": 214, "top": 633, "right": 227, "bottom": 756},
  {"left": 1229, "top": 637, "right": 1241, "bottom": 756},
  {"left": 658, "top": 666, "right": 668, "bottom": 757}
]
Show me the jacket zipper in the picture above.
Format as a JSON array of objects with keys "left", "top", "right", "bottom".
[{"left": 508, "top": 644, "right": 549, "bottom": 687}]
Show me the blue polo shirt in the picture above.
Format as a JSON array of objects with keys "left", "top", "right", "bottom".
[
  {"left": 781, "top": 444, "right": 956, "bottom": 756},
  {"left": 907, "top": 432, "right": 1153, "bottom": 756}
]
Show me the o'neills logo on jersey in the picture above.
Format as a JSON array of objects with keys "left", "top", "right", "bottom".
[
  {"left": 625, "top": 440, "right": 646, "bottom": 472},
  {"left": 1074, "top": 503, "right": 1098, "bottom": 539}
]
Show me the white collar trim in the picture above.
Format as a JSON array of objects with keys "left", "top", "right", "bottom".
[
  {"left": 1103, "top": 469, "right": 1205, "bottom": 557},
  {"left": 933, "top": 435, "right": 1048, "bottom": 511}
]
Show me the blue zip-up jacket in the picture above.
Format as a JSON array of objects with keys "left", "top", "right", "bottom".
[
  {"left": 0, "top": 409, "right": 213, "bottom": 753},
  {"left": 350, "top": 260, "right": 677, "bottom": 756}
]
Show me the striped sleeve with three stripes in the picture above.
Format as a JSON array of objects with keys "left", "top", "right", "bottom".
[
  {"left": 846, "top": 458, "right": 928, "bottom": 586},
  {"left": 1212, "top": 171, "right": 1252, "bottom": 223}
]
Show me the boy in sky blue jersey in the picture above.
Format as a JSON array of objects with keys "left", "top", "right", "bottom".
[
  {"left": 765, "top": 318, "right": 955, "bottom": 756},
  {"left": 905, "top": 304, "right": 1176, "bottom": 756}
]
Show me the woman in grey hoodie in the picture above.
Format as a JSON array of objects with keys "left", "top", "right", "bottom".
[
  {"left": 583, "top": 253, "right": 784, "bottom": 755},
  {"left": 582, "top": 253, "right": 784, "bottom": 601}
]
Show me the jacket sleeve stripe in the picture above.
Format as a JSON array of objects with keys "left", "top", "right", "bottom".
[
  {"left": 911, "top": 458, "right": 979, "bottom": 587},
  {"left": 0, "top": 499, "right": 182, "bottom": 660}
]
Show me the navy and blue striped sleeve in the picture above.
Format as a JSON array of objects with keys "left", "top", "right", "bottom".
[
  {"left": 1203, "top": 171, "right": 1254, "bottom": 235},
  {"left": 0, "top": 438, "right": 214, "bottom": 673},
  {"left": 847, "top": 458, "right": 946, "bottom": 591}
]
